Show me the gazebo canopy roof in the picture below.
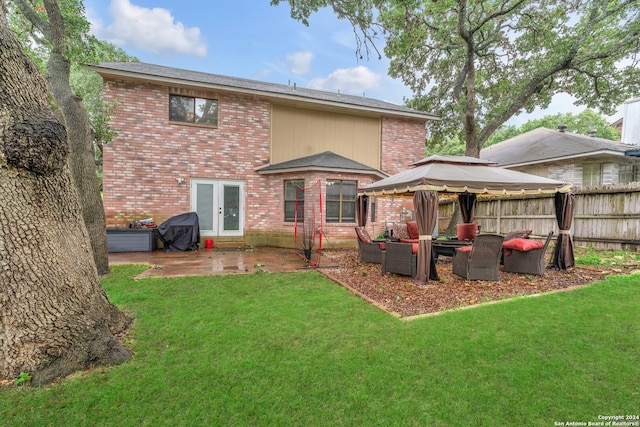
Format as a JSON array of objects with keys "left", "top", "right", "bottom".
[{"left": 359, "top": 155, "right": 572, "bottom": 197}]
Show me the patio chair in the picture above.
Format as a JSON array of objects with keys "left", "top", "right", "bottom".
[
  {"left": 452, "top": 234, "right": 504, "bottom": 281},
  {"left": 381, "top": 241, "right": 417, "bottom": 277},
  {"left": 503, "top": 231, "right": 554, "bottom": 276},
  {"left": 355, "top": 227, "right": 385, "bottom": 264},
  {"left": 381, "top": 241, "right": 440, "bottom": 280}
]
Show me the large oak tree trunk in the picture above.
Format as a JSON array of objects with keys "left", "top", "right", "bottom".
[
  {"left": 47, "top": 51, "right": 111, "bottom": 275},
  {"left": 0, "top": 2, "right": 130, "bottom": 385},
  {"left": 42, "top": 0, "right": 110, "bottom": 275}
]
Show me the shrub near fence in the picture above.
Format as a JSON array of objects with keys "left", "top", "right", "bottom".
[{"left": 437, "top": 183, "right": 640, "bottom": 251}]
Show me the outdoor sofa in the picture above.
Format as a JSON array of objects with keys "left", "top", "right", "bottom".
[{"left": 503, "top": 231, "right": 554, "bottom": 276}]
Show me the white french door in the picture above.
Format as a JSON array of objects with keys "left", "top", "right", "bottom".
[{"left": 191, "top": 179, "right": 244, "bottom": 237}]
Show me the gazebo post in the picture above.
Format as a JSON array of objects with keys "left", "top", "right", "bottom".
[
  {"left": 552, "top": 191, "right": 576, "bottom": 270},
  {"left": 356, "top": 195, "right": 369, "bottom": 227},
  {"left": 458, "top": 193, "right": 477, "bottom": 223},
  {"left": 413, "top": 190, "right": 438, "bottom": 284}
]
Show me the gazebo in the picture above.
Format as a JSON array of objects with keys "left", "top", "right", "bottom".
[{"left": 358, "top": 155, "right": 575, "bottom": 284}]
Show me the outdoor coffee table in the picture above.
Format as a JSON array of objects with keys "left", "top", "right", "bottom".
[{"left": 432, "top": 240, "right": 473, "bottom": 260}]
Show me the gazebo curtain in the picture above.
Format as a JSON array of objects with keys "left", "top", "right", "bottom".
[
  {"left": 413, "top": 190, "right": 439, "bottom": 283},
  {"left": 458, "top": 193, "right": 477, "bottom": 223},
  {"left": 552, "top": 192, "right": 575, "bottom": 269},
  {"left": 356, "top": 195, "right": 369, "bottom": 227}
]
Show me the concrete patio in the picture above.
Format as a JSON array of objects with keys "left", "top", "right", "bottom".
[{"left": 108, "top": 247, "right": 327, "bottom": 278}]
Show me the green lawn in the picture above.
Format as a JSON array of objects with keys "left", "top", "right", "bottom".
[{"left": 1, "top": 264, "right": 638, "bottom": 426}]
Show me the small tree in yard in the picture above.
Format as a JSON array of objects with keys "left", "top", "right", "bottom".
[{"left": 0, "top": 0, "right": 130, "bottom": 385}]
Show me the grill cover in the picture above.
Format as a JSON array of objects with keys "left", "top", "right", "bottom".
[{"left": 157, "top": 212, "right": 200, "bottom": 252}]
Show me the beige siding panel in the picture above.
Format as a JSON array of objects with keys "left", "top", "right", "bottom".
[{"left": 271, "top": 104, "right": 381, "bottom": 168}]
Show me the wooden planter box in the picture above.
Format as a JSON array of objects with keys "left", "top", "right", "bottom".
[{"left": 107, "top": 228, "right": 158, "bottom": 252}]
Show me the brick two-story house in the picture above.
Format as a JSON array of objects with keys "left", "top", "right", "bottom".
[{"left": 91, "top": 62, "right": 438, "bottom": 248}]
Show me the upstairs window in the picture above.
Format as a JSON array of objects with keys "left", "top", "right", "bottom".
[
  {"left": 326, "top": 180, "right": 356, "bottom": 223},
  {"left": 169, "top": 94, "right": 218, "bottom": 126}
]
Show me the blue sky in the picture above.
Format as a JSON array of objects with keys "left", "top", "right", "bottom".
[{"left": 85, "top": 0, "right": 621, "bottom": 125}]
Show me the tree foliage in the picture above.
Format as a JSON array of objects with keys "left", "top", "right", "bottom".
[
  {"left": 9, "top": 0, "right": 136, "bottom": 273},
  {"left": 485, "top": 109, "right": 621, "bottom": 146},
  {"left": 273, "top": 0, "right": 640, "bottom": 157},
  {"left": 426, "top": 109, "right": 621, "bottom": 155},
  {"left": 9, "top": 0, "right": 135, "bottom": 152}
]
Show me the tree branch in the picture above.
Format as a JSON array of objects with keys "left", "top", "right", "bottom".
[
  {"left": 471, "top": 0, "right": 527, "bottom": 34},
  {"left": 10, "top": 0, "right": 51, "bottom": 40},
  {"left": 42, "top": 0, "right": 65, "bottom": 51},
  {"left": 477, "top": 0, "right": 621, "bottom": 145}
]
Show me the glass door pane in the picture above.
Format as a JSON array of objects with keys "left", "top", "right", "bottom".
[
  {"left": 196, "top": 183, "right": 214, "bottom": 231},
  {"left": 192, "top": 181, "right": 217, "bottom": 236},
  {"left": 221, "top": 184, "right": 240, "bottom": 233},
  {"left": 219, "top": 181, "right": 244, "bottom": 236}
]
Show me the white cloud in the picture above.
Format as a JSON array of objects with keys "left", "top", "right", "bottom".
[
  {"left": 307, "top": 66, "right": 381, "bottom": 96},
  {"left": 97, "top": 0, "right": 206, "bottom": 57},
  {"left": 86, "top": 7, "right": 104, "bottom": 34},
  {"left": 285, "top": 51, "right": 313, "bottom": 75}
]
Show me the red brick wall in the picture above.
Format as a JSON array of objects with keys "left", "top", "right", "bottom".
[
  {"left": 102, "top": 78, "right": 427, "bottom": 246},
  {"left": 381, "top": 116, "right": 426, "bottom": 174}
]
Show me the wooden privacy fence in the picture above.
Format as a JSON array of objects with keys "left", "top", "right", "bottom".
[{"left": 437, "top": 183, "right": 640, "bottom": 251}]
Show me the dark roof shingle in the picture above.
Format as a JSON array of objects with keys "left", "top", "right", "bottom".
[
  {"left": 92, "top": 62, "right": 439, "bottom": 120},
  {"left": 256, "top": 151, "right": 384, "bottom": 177},
  {"left": 481, "top": 127, "right": 636, "bottom": 166}
]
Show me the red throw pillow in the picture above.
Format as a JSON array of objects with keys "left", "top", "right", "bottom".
[
  {"left": 406, "top": 221, "right": 419, "bottom": 240},
  {"left": 457, "top": 245, "right": 473, "bottom": 252},
  {"left": 377, "top": 242, "right": 386, "bottom": 250},
  {"left": 502, "top": 238, "right": 544, "bottom": 251}
]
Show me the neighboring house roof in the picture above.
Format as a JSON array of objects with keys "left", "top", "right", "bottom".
[
  {"left": 480, "top": 127, "right": 639, "bottom": 167},
  {"left": 90, "top": 62, "right": 440, "bottom": 121},
  {"left": 256, "top": 151, "right": 386, "bottom": 178}
]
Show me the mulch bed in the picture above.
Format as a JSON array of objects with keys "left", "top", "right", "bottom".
[{"left": 318, "top": 249, "right": 616, "bottom": 319}]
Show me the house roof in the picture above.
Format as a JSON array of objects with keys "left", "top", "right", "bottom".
[
  {"left": 359, "top": 155, "right": 572, "bottom": 196},
  {"left": 256, "top": 151, "right": 386, "bottom": 178},
  {"left": 480, "top": 127, "right": 638, "bottom": 167},
  {"left": 89, "top": 62, "right": 440, "bottom": 121}
]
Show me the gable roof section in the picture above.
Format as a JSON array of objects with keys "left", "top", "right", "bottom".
[
  {"left": 480, "top": 127, "right": 637, "bottom": 167},
  {"left": 90, "top": 62, "right": 439, "bottom": 121},
  {"left": 256, "top": 151, "right": 386, "bottom": 178}
]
